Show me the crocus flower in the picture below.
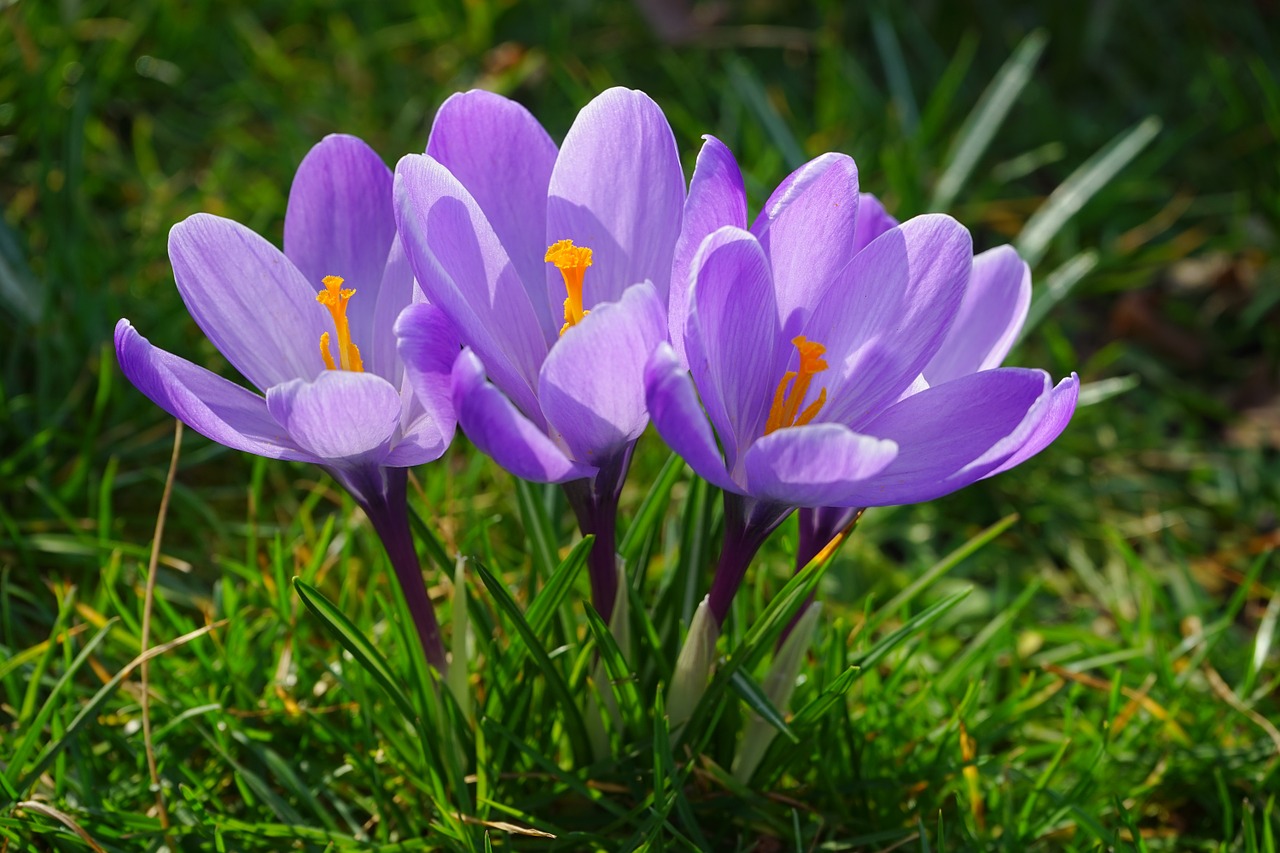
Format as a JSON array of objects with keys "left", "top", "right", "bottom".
[
  {"left": 116, "top": 134, "right": 459, "bottom": 672},
  {"left": 394, "top": 88, "right": 683, "bottom": 625},
  {"left": 649, "top": 139, "right": 1078, "bottom": 720}
]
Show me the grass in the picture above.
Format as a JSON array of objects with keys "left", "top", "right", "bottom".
[{"left": 2, "top": 0, "right": 1279, "bottom": 849}]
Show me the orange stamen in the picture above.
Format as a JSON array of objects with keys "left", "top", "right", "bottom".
[
  {"left": 316, "top": 275, "right": 363, "bottom": 372},
  {"left": 764, "top": 336, "right": 829, "bottom": 434},
  {"left": 545, "top": 239, "right": 593, "bottom": 334}
]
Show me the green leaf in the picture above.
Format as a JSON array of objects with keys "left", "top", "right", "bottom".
[
  {"left": 582, "top": 603, "right": 644, "bottom": 738},
  {"left": 729, "top": 670, "right": 798, "bottom": 744}
]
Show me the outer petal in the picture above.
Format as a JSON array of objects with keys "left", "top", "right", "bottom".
[
  {"left": 806, "top": 214, "right": 973, "bottom": 430},
  {"left": 840, "top": 368, "right": 1055, "bottom": 506},
  {"left": 266, "top": 371, "right": 402, "bottom": 465},
  {"left": 169, "top": 213, "right": 329, "bottom": 390},
  {"left": 283, "top": 134, "right": 396, "bottom": 377},
  {"left": 669, "top": 136, "right": 747, "bottom": 367},
  {"left": 389, "top": 301, "right": 461, "bottom": 466},
  {"left": 750, "top": 153, "right": 860, "bottom": 332},
  {"left": 644, "top": 343, "right": 739, "bottom": 493},
  {"left": 742, "top": 424, "right": 897, "bottom": 507},
  {"left": 452, "top": 349, "right": 593, "bottom": 484},
  {"left": 983, "top": 373, "right": 1079, "bottom": 477},
  {"left": 852, "top": 192, "right": 898, "bottom": 254},
  {"left": 924, "top": 245, "right": 1032, "bottom": 385},
  {"left": 547, "top": 87, "right": 684, "bottom": 308},
  {"left": 685, "top": 227, "right": 790, "bottom": 473},
  {"left": 427, "top": 90, "right": 559, "bottom": 343},
  {"left": 539, "top": 282, "right": 666, "bottom": 462},
  {"left": 394, "top": 153, "right": 548, "bottom": 426},
  {"left": 369, "top": 236, "right": 417, "bottom": 386},
  {"left": 115, "top": 320, "right": 316, "bottom": 462}
]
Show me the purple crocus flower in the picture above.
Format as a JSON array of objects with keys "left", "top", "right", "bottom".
[
  {"left": 647, "top": 137, "right": 1079, "bottom": 632},
  {"left": 393, "top": 88, "right": 683, "bottom": 624},
  {"left": 115, "top": 134, "right": 459, "bottom": 672}
]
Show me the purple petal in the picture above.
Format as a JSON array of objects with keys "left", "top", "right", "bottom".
[
  {"left": 924, "top": 245, "right": 1032, "bottom": 385},
  {"left": 983, "top": 373, "right": 1079, "bottom": 477},
  {"left": 685, "top": 227, "right": 790, "bottom": 473},
  {"left": 669, "top": 136, "right": 747, "bottom": 367},
  {"left": 742, "top": 423, "right": 897, "bottom": 507},
  {"left": 266, "top": 371, "right": 403, "bottom": 465},
  {"left": 538, "top": 282, "right": 666, "bottom": 462},
  {"left": 852, "top": 192, "right": 898, "bottom": 254},
  {"left": 644, "top": 343, "right": 739, "bottom": 493},
  {"left": 394, "top": 153, "right": 548, "bottom": 427},
  {"left": 546, "top": 87, "right": 684, "bottom": 309},
  {"left": 283, "top": 134, "right": 396, "bottom": 378},
  {"left": 427, "top": 90, "right": 560, "bottom": 343},
  {"left": 389, "top": 300, "right": 460, "bottom": 466},
  {"left": 751, "top": 153, "right": 859, "bottom": 332},
  {"left": 451, "top": 349, "right": 593, "bottom": 483},
  {"left": 115, "top": 320, "right": 316, "bottom": 462},
  {"left": 806, "top": 214, "right": 973, "bottom": 430},
  {"left": 169, "top": 213, "right": 330, "bottom": 390},
  {"left": 840, "top": 368, "right": 1056, "bottom": 506},
  {"left": 369, "top": 236, "right": 417, "bottom": 386}
]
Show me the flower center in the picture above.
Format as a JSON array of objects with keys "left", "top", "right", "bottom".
[
  {"left": 764, "top": 336, "right": 828, "bottom": 434},
  {"left": 316, "top": 275, "right": 364, "bottom": 372},
  {"left": 545, "top": 239, "right": 593, "bottom": 335}
]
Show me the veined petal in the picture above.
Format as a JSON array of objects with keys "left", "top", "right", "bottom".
[
  {"left": 751, "top": 153, "right": 860, "bottom": 332},
  {"left": 644, "top": 343, "right": 739, "bottom": 493},
  {"left": 852, "top": 192, "right": 898, "bottom": 255},
  {"left": 983, "top": 372, "right": 1079, "bottom": 477},
  {"left": 369, "top": 236, "right": 417, "bottom": 385},
  {"left": 539, "top": 282, "right": 666, "bottom": 462},
  {"left": 267, "top": 371, "right": 403, "bottom": 465},
  {"left": 169, "top": 213, "right": 330, "bottom": 390},
  {"left": 742, "top": 423, "right": 897, "bottom": 507},
  {"left": 391, "top": 300, "right": 460, "bottom": 466},
  {"left": 452, "top": 349, "right": 594, "bottom": 484},
  {"left": 394, "top": 153, "right": 548, "bottom": 427},
  {"left": 427, "top": 90, "right": 560, "bottom": 343},
  {"left": 115, "top": 320, "right": 316, "bottom": 462},
  {"left": 283, "top": 134, "right": 396, "bottom": 376},
  {"left": 547, "top": 87, "right": 684, "bottom": 308},
  {"left": 924, "top": 245, "right": 1032, "bottom": 385},
  {"left": 807, "top": 214, "right": 973, "bottom": 430},
  {"left": 669, "top": 136, "right": 747, "bottom": 367}
]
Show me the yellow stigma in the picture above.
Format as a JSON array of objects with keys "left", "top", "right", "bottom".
[
  {"left": 545, "top": 239, "right": 593, "bottom": 335},
  {"left": 316, "top": 275, "right": 364, "bottom": 372},
  {"left": 764, "top": 336, "right": 829, "bottom": 434}
]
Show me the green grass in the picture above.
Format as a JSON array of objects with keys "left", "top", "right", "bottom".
[{"left": 3, "top": 0, "right": 1279, "bottom": 849}]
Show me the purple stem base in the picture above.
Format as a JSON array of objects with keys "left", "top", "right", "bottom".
[
  {"left": 706, "top": 493, "right": 793, "bottom": 628},
  {"left": 562, "top": 445, "right": 635, "bottom": 626}
]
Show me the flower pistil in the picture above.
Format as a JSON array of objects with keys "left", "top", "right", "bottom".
[
  {"left": 764, "top": 336, "right": 828, "bottom": 434},
  {"left": 545, "top": 239, "right": 593, "bottom": 335},
  {"left": 317, "top": 275, "right": 364, "bottom": 372}
]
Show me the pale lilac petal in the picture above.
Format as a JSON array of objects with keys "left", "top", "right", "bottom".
[
  {"left": 451, "top": 349, "right": 593, "bottom": 484},
  {"left": 115, "top": 320, "right": 316, "bottom": 462},
  {"left": 925, "top": 245, "right": 1032, "bottom": 385},
  {"left": 751, "top": 153, "right": 859, "bottom": 332},
  {"left": 394, "top": 153, "right": 548, "bottom": 427},
  {"left": 644, "top": 343, "right": 739, "bottom": 493},
  {"left": 983, "top": 373, "right": 1079, "bottom": 477},
  {"left": 742, "top": 424, "right": 897, "bottom": 507},
  {"left": 369, "top": 236, "right": 417, "bottom": 385},
  {"left": 806, "top": 214, "right": 973, "bottom": 430},
  {"left": 169, "top": 213, "right": 330, "bottom": 390},
  {"left": 546, "top": 87, "right": 684, "bottom": 309},
  {"left": 390, "top": 301, "right": 460, "bottom": 466},
  {"left": 427, "top": 90, "right": 559, "bottom": 342},
  {"left": 283, "top": 134, "right": 396, "bottom": 376},
  {"left": 852, "top": 192, "right": 898, "bottom": 254},
  {"left": 669, "top": 136, "right": 747, "bottom": 367},
  {"left": 841, "top": 368, "right": 1055, "bottom": 506},
  {"left": 539, "top": 282, "right": 666, "bottom": 462},
  {"left": 266, "top": 371, "right": 402, "bottom": 465},
  {"left": 685, "top": 227, "right": 790, "bottom": 472}
]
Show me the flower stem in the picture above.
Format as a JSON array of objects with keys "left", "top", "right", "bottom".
[
  {"left": 563, "top": 446, "right": 634, "bottom": 626},
  {"left": 778, "top": 506, "right": 866, "bottom": 646},
  {"left": 706, "top": 493, "right": 791, "bottom": 628}
]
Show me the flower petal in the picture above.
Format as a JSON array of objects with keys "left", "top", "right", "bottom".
[
  {"left": 669, "top": 136, "right": 747, "bottom": 367},
  {"left": 751, "top": 153, "right": 860, "bottom": 332},
  {"left": 852, "top": 192, "right": 898, "bottom": 254},
  {"left": 169, "top": 213, "right": 330, "bottom": 390},
  {"left": 539, "top": 282, "right": 666, "bottom": 462},
  {"left": 452, "top": 349, "right": 594, "bottom": 484},
  {"left": 266, "top": 371, "right": 402, "bottom": 465},
  {"left": 925, "top": 245, "right": 1032, "bottom": 385},
  {"left": 742, "top": 423, "right": 898, "bottom": 507},
  {"left": 840, "top": 368, "right": 1056, "bottom": 506},
  {"left": 389, "top": 300, "right": 460, "bottom": 466},
  {"left": 983, "top": 372, "right": 1079, "bottom": 477},
  {"left": 806, "top": 214, "right": 973, "bottom": 430},
  {"left": 547, "top": 87, "right": 684, "bottom": 309},
  {"left": 685, "top": 227, "right": 789, "bottom": 472},
  {"left": 283, "top": 134, "right": 396, "bottom": 377},
  {"left": 644, "top": 343, "right": 739, "bottom": 493},
  {"left": 369, "top": 236, "right": 418, "bottom": 386},
  {"left": 427, "top": 90, "right": 560, "bottom": 343},
  {"left": 394, "top": 153, "right": 548, "bottom": 427},
  {"left": 115, "top": 319, "right": 316, "bottom": 462}
]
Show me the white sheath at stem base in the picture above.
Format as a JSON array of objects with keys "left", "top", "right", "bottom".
[{"left": 666, "top": 596, "right": 720, "bottom": 730}]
